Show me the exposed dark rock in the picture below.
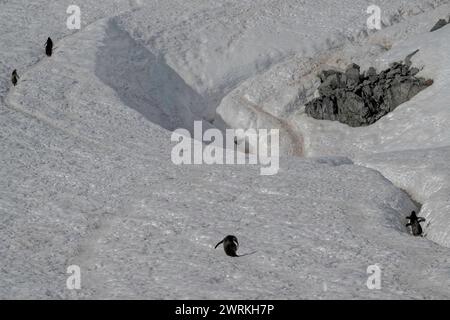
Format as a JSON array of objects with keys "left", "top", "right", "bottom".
[
  {"left": 319, "top": 70, "right": 340, "bottom": 82},
  {"left": 345, "top": 63, "right": 361, "bottom": 88},
  {"left": 305, "top": 50, "right": 433, "bottom": 127},
  {"left": 405, "top": 49, "right": 419, "bottom": 68},
  {"left": 410, "top": 67, "right": 420, "bottom": 76},
  {"left": 430, "top": 19, "right": 449, "bottom": 32},
  {"left": 318, "top": 73, "right": 339, "bottom": 96}
]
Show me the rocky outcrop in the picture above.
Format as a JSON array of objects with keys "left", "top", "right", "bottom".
[{"left": 305, "top": 51, "right": 433, "bottom": 127}]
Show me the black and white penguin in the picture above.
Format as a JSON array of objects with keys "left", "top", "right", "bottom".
[
  {"left": 45, "top": 37, "right": 53, "bottom": 57},
  {"left": 215, "top": 235, "right": 239, "bottom": 257},
  {"left": 11, "top": 69, "right": 19, "bottom": 86},
  {"left": 406, "top": 211, "right": 426, "bottom": 236}
]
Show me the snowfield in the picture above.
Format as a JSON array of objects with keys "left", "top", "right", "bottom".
[{"left": 1, "top": 0, "right": 449, "bottom": 299}]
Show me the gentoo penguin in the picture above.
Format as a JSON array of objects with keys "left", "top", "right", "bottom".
[
  {"left": 215, "top": 235, "right": 239, "bottom": 257},
  {"left": 11, "top": 69, "right": 19, "bottom": 86},
  {"left": 45, "top": 37, "right": 53, "bottom": 57},
  {"left": 406, "top": 211, "right": 426, "bottom": 236}
]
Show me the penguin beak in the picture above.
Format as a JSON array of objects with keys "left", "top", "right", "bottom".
[{"left": 214, "top": 239, "right": 224, "bottom": 249}]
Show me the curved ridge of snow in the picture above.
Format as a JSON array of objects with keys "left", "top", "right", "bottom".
[{"left": 95, "top": 18, "right": 215, "bottom": 133}]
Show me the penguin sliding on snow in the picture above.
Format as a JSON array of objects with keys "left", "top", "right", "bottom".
[
  {"left": 215, "top": 235, "right": 240, "bottom": 257},
  {"left": 406, "top": 211, "right": 426, "bottom": 236},
  {"left": 11, "top": 69, "right": 19, "bottom": 86},
  {"left": 214, "top": 235, "right": 256, "bottom": 257},
  {"left": 45, "top": 37, "right": 53, "bottom": 57}
]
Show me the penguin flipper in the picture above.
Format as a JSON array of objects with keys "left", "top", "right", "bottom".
[{"left": 214, "top": 239, "right": 224, "bottom": 249}]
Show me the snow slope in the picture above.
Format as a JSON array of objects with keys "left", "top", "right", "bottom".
[
  {"left": 217, "top": 4, "right": 450, "bottom": 247},
  {"left": 1, "top": 0, "right": 449, "bottom": 299}
]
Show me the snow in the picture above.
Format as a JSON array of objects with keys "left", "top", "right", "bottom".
[
  {"left": 217, "top": 3, "right": 450, "bottom": 247},
  {"left": 1, "top": 0, "right": 450, "bottom": 299}
]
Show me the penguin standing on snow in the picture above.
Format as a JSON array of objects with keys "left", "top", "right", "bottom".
[
  {"left": 45, "top": 37, "right": 53, "bottom": 57},
  {"left": 406, "top": 211, "right": 426, "bottom": 236},
  {"left": 215, "top": 235, "right": 240, "bottom": 257},
  {"left": 11, "top": 69, "right": 19, "bottom": 86}
]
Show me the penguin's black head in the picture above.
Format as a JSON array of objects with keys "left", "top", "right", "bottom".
[
  {"left": 215, "top": 235, "right": 239, "bottom": 250},
  {"left": 222, "top": 235, "right": 239, "bottom": 257},
  {"left": 407, "top": 210, "right": 417, "bottom": 219},
  {"left": 224, "top": 235, "right": 238, "bottom": 249},
  {"left": 224, "top": 235, "right": 238, "bottom": 243}
]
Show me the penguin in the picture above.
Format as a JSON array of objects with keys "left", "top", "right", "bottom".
[
  {"left": 406, "top": 211, "right": 426, "bottom": 236},
  {"left": 215, "top": 235, "right": 239, "bottom": 257},
  {"left": 11, "top": 69, "right": 19, "bottom": 86},
  {"left": 45, "top": 37, "right": 53, "bottom": 57}
]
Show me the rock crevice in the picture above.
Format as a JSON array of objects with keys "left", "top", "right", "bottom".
[{"left": 305, "top": 51, "right": 433, "bottom": 127}]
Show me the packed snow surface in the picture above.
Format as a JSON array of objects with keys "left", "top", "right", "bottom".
[{"left": 1, "top": 0, "right": 449, "bottom": 299}]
